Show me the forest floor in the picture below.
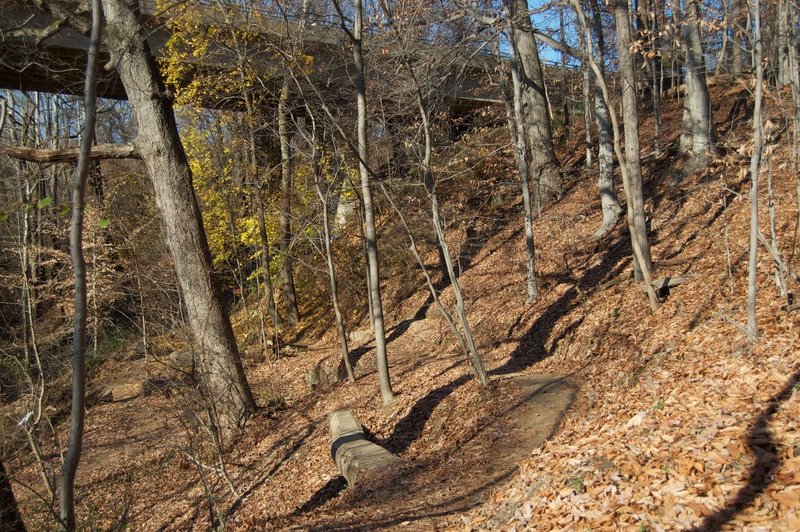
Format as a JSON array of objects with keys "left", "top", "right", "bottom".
[{"left": 7, "top": 81, "right": 800, "bottom": 530}]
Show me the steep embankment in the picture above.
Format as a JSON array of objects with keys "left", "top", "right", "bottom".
[{"left": 454, "top": 82, "right": 800, "bottom": 529}]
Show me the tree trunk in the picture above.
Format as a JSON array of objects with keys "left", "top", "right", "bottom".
[
  {"left": 246, "top": 109, "right": 282, "bottom": 355},
  {"left": 348, "top": 0, "right": 394, "bottom": 404},
  {"left": 509, "top": 0, "right": 562, "bottom": 206},
  {"left": 590, "top": 0, "right": 621, "bottom": 239},
  {"left": 613, "top": 0, "right": 654, "bottom": 283},
  {"left": 61, "top": 1, "right": 100, "bottom": 526},
  {"left": 790, "top": 2, "right": 800, "bottom": 166},
  {"left": 278, "top": 81, "right": 300, "bottom": 325},
  {"left": 0, "top": 459, "right": 25, "bottom": 532},
  {"left": 581, "top": 46, "right": 593, "bottom": 170},
  {"left": 747, "top": 0, "right": 764, "bottom": 339},
  {"left": 101, "top": 0, "right": 256, "bottom": 441},
  {"left": 502, "top": 4, "right": 539, "bottom": 302},
  {"left": 648, "top": 0, "right": 662, "bottom": 155},
  {"left": 243, "top": 101, "right": 281, "bottom": 333},
  {"left": 776, "top": 0, "right": 792, "bottom": 86},
  {"left": 256, "top": 195, "right": 281, "bottom": 352},
  {"left": 310, "top": 124, "right": 354, "bottom": 383},
  {"left": 559, "top": 8, "right": 570, "bottom": 137},
  {"left": 675, "top": 0, "right": 716, "bottom": 172},
  {"left": 731, "top": 0, "right": 747, "bottom": 78}
]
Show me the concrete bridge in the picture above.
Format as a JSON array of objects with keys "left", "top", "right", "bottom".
[{"left": 0, "top": 0, "right": 502, "bottom": 111}]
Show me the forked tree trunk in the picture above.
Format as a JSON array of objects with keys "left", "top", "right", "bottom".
[
  {"left": 101, "top": 0, "right": 256, "bottom": 440},
  {"left": 508, "top": 0, "right": 562, "bottom": 206}
]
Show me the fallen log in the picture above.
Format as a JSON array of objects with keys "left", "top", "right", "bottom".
[{"left": 329, "top": 410, "right": 403, "bottom": 485}]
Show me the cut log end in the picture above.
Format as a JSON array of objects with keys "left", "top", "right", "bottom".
[{"left": 329, "top": 410, "right": 403, "bottom": 485}]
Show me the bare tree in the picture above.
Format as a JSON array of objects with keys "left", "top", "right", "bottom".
[
  {"left": 522, "top": 2, "right": 619, "bottom": 238},
  {"left": 673, "top": 0, "right": 716, "bottom": 173},
  {"left": 589, "top": 0, "right": 621, "bottom": 238},
  {"left": 305, "top": 116, "right": 355, "bottom": 383},
  {"left": 380, "top": 0, "right": 489, "bottom": 387},
  {"left": 506, "top": 0, "right": 562, "bottom": 207},
  {"left": 501, "top": 1, "right": 539, "bottom": 303},
  {"left": 59, "top": 0, "right": 101, "bottom": 527},
  {"left": 572, "top": 0, "right": 659, "bottom": 310},
  {"left": 278, "top": 81, "right": 301, "bottom": 325},
  {"left": 334, "top": 0, "right": 394, "bottom": 404},
  {"left": 747, "top": 0, "right": 765, "bottom": 339},
  {"left": 99, "top": 0, "right": 256, "bottom": 439},
  {"left": 613, "top": 0, "right": 655, "bottom": 290}
]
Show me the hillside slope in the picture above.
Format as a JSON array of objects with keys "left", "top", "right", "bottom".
[{"left": 8, "top": 81, "right": 800, "bottom": 530}]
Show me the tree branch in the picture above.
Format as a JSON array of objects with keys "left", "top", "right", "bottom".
[
  {"left": 532, "top": 29, "right": 585, "bottom": 60},
  {"left": 2, "top": 143, "right": 140, "bottom": 163}
]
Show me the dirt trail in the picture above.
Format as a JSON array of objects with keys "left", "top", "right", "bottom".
[{"left": 272, "top": 374, "right": 575, "bottom": 530}]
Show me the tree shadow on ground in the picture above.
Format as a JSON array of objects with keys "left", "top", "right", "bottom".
[
  {"left": 338, "top": 290, "right": 437, "bottom": 379},
  {"left": 370, "top": 221, "right": 631, "bottom": 460},
  {"left": 292, "top": 476, "right": 349, "bottom": 516},
  {"left": 493, "top": 228, "right": 631, "bottom": 376},
  {"left": 292, "top": 376, "right": 575, "bottom": 530},
  {"left": 224, "top": 423, "right": 315, "bottom": 519},
  {"left": 694, "top": 367, "right": 800, "bottom": 531},
  {"left": 382, "top": 373, "right": 472, "bottom": 455}
]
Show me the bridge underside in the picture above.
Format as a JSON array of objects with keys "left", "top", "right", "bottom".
[
  {"left": 0, "top": 0, "right": 502, "bottom": 114},
  {"left": 0, "top": 44, "right": 128, "bottom": 100}
]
